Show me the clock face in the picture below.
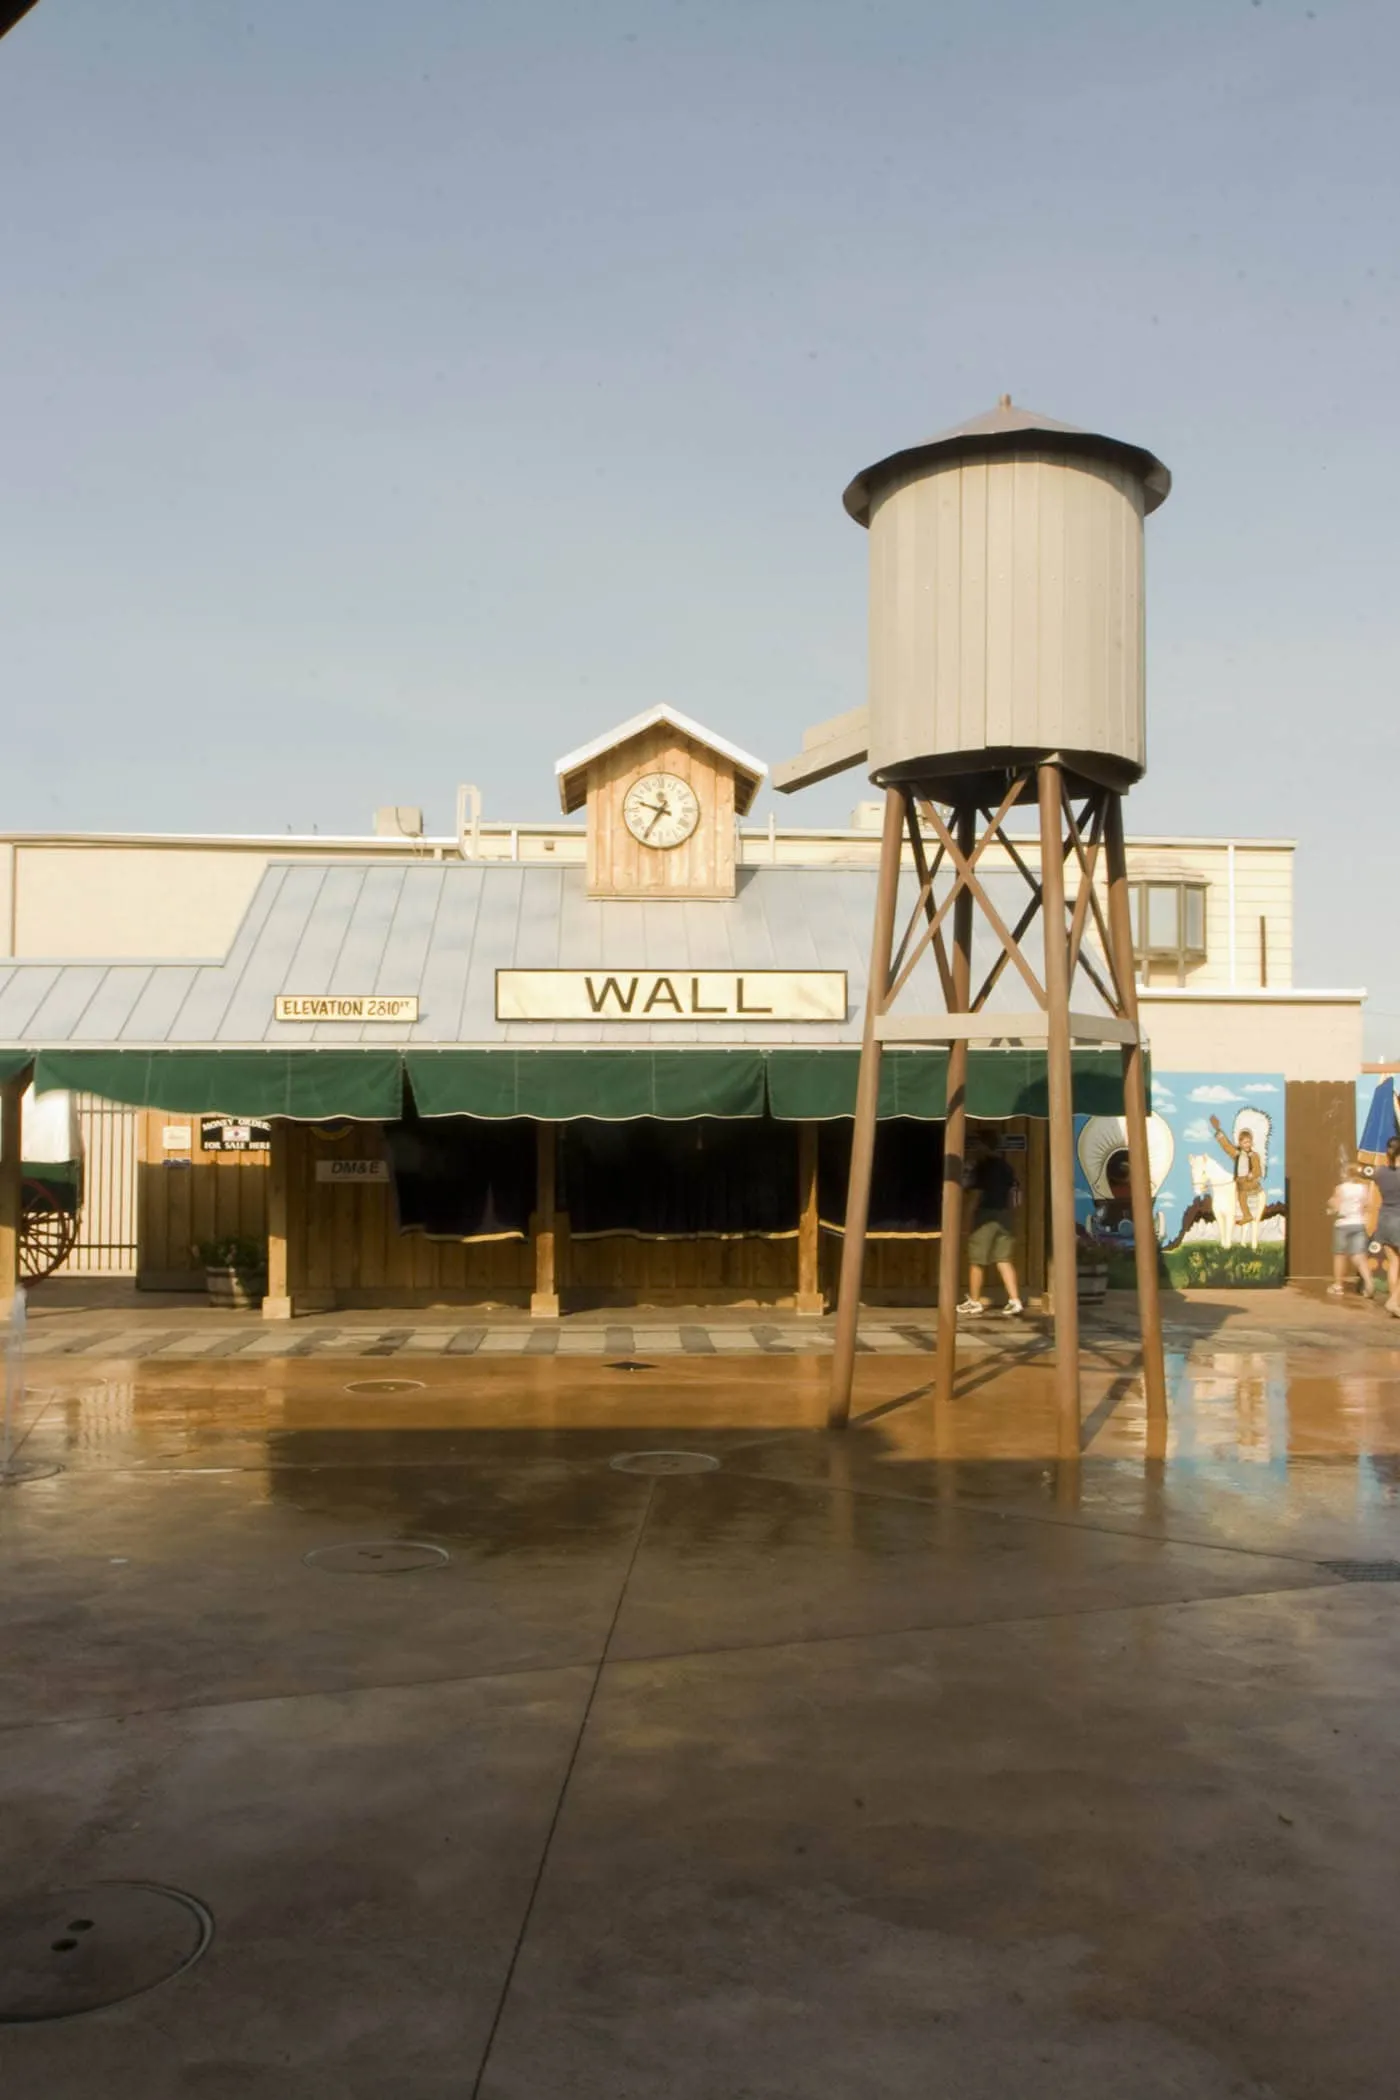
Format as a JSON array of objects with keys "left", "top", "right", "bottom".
[{"left": 622, "top": 771, "right": 700, "bottom": 850}]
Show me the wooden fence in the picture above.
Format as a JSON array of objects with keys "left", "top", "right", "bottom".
[{"left": 1284, "top": 1080, "right": 1355, "bottom": 1281}]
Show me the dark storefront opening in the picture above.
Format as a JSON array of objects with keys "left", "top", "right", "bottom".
[
  {"left": 818, "top": 1118, "right": 945, "bottom": 1234},
  {"left": 384, "top": 1113, "right": 535, "bottom": 1238},
  {"left": 382, "top": 1110, "right": 951, "bottom": 1245},
  {"left": 563, "top": 1116, "right": 800, "bottom": 1237}
]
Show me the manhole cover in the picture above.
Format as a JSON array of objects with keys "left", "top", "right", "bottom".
[
  {"left": 606, "top": 1360, "right": 657, "bottom": 1373},
  {"left": 0, "top": 1461, "right": 63, "bottom": 1486},
  {"left": 0, "top": 1882, "right": 212, "bottom": 2023},
  {"left": 344, "top": 1378, "right": 426, "bottom": 1395},
  {"left": 609, "top": 1450, "right": 721, "bottom": 1476},
  {"left": 1319, "top": 1559, "right": 1400, "bottom": 1583},
  {"left": 303, "top": 1538, "right": 450, "bottom": 1574}
]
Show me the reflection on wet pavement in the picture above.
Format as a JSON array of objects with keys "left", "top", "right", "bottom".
[{"left": 4, "top": 1330, "right": 1400, "bottom": 2095}]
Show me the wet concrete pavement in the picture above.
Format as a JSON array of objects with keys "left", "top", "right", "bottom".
[{"left": 3, "top": 1325, "right": 1400, "bottom": 2095}]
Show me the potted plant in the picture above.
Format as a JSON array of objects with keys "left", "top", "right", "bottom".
[
  {"left": 1076, "top": 1236, "right": 1109, "bottom": 1306},
  {"left": 195, "top": 1235, "right": 267, "bottom": 1310}
]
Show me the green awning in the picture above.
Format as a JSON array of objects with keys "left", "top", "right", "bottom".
[
  {"left": 32, "top": 1050, "right": 403, "bottom": 1121},
  {"left": 27, "top": 1043, "right": 1141, "bottom": 1124},
  {"left": 406, "top": 1049, "right": 768, "bottom": 1120},
  {"left": 765, "top": 1047, "right": 1139, "bottom": 1120},
  {"left": 20, "top": 1160, "right": 80, "bottom": 1202},
  {"left": 971, "top": 1048, "right": 1146, "bottom": 1119},
  {"left": 765, "top": 1050, "right": 949, "bottom": 1120},
  {"left": 0, "top": 1051, "right": 34, "bottom": 1085}
]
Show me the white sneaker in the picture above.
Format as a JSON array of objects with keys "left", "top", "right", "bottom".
[
  {"left": 1001, "top": 1299, "right": 1024, "bottom": 1317},
  {"left": 956, "top": 1297, "right": 984, "bottom": 1316}
]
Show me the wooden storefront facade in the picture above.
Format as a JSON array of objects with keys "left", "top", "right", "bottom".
[{"left": 133, "top": 1103, "right": 1048, "bottom": 1314}]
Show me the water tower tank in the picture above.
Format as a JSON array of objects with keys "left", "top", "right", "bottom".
[{"left": 844, "top": 397, "right": 1171, "bottom": 798}]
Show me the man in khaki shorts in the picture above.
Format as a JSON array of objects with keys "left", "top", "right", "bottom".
[{"left": 957, "top": 1133, "right": 1023, "bottom": 1317}]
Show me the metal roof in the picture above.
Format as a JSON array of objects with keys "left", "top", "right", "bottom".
[
  {"left": 0, "top": 859, "right": 1079, "bottom": 1050},
  {"left": 554, "top": 706, "right": 766, "bottom": 815},
  {"left": 842, "top": 395, "right": 1172, "bottom": 525}
]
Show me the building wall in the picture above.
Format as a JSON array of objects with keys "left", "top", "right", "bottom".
[
  {"left": 1140, "top": 995, "right": 1361, "bottom": 1084},
  {"left": 1127, "top": 841, "right": 1293, "bottom": 991},
  {"left": 1, "top": 839, "right": 457, "bottom": 960},
  {"left": 8, "top": 847, "right": 270, "bottom": 961},
  {"left": 1, "top": 826, "right": 1298, "bottom": 996}
]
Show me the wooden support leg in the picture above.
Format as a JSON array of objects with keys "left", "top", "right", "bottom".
[
  {"left": 530, "top": 1122, "right": 560, "bottom": 1318},
  {"left": 830, "top": 786, "right": 905, "bottom": 1429},
  {"left": 0, "top": 1073, "right": 27, "bottom": 1325},
  {"left": 935, "top": 803, "right": 976, "bottom": 1406},
  {"left": 796, "top": 1123, "right": 823, "bottom": 1315},
  {"left": 1104, "top": 794, "right": 1167, "bottom": 1420},
  {"left": 1037, "top": 763, "right": 1081, "bottom": 1457},
  {"left": 262, "top": 1118, "right": 294, "bottom": 1319}
]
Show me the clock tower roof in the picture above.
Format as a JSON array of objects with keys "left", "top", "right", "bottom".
[{"left": 554, "top": 706, "right": 766, "bottom": 816}]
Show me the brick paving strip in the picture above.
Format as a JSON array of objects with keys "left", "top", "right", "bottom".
[
  {"left": 9, "top": 1314, "right": 1223, "bottom": 1362},
  {"left": 17, "top": 1287, "right": 1383, "bottom": 1370}
]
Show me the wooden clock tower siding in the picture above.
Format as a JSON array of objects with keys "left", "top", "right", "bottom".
[
  {"left": 587, "top": 723, "right": 735, "bottom": 898},
  {"left": 556, "top": 706, "right": 762, "bottom": 901}
]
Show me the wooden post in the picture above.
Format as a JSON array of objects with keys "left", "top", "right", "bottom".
[
  {"left": 829, "top": 785, "right": 905, "bottom": 1428},
  {"left": 1104, "top": 794, "right": 1167, "bottom": 1420},
  {"left": 935, "top": 802, "right": 976, "bottom": 1405},
  {"left": 0, "top": 1071, "right": 28, "bottom": 1324},
  {"left": 796, "top": 1122, "right": 823, "bottom": 1315},
  {"left": 530, "top": 1121, "right": 560, "bottom": 1318},
  {"left": 262, "top": 1118, "right": 293, "bottom": 1319},
  {"left": 1037, "top": 762, "right": 1081, "bottom": 1456},
  {"left": 1025, "top": 1114, "right": 1049, "bottom": 1307}
]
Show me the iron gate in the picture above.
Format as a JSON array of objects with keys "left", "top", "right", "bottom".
[{"left": 66, "top": 1094, "right": 139, "bottom": 1275}]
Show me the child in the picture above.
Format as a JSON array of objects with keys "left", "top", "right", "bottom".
[{"left": 1328, "top": 1166, "right": 1374, "bottom": 1299}]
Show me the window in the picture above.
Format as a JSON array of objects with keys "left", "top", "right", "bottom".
[{"left": 1129, "top": 881, "right": 1208, "bottom": 983}]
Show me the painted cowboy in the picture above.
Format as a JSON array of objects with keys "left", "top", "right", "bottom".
[{"left": 1210, "top": 1116, "right": 1263, "bottom": 1226}]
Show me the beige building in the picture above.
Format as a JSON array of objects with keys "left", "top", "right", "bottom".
[
  {"left": 0, "top": 809, "right": 1354, "bottom": 1080},
  {"left": 0, "top": 709, "right": 1365, "bottom": 1297}
]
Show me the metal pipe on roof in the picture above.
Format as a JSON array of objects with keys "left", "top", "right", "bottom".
[{"left": 456, "top": 785, "right": 482, "bottom": 860}]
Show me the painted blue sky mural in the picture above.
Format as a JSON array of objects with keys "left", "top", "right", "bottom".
[{"left": 1075, "top": 1072, "right": 1287, "bottom": 1289}]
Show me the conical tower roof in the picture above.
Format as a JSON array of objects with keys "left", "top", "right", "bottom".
[{"left": 842, "top": 395, "right": 1171, "bottom": 524}]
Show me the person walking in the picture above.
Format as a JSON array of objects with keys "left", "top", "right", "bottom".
[
  {"left": 957, "top": 1133, "right": 1023, "bottom": 1317},
  {"left": 1328, "top": 1166, "right": 1374, "bottom": 1299},
  {"left": 1373, "top": 1137, "right": 1400, "bottom": 1316}
]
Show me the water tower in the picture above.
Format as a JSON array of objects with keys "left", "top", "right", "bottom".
[{"left": 775, "top": 397, "right": 1171, "bottom": 1449}]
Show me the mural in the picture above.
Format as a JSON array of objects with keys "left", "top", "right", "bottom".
[{"left": 1074, "top": 1072, "right": 1287, "bottom": 1288}]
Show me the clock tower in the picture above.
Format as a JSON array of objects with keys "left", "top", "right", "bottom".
[{"left": 554, "top": 706, "right": 766, "bottom": 901}]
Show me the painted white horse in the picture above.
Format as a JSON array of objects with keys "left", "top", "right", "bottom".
[{"left": 1188, "top": 1107, "right": 1271, "bottom": 1250}]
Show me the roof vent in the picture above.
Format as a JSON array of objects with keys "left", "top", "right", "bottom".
[{"left": 374, "top": 806, "right": 424, "bottom": 839}]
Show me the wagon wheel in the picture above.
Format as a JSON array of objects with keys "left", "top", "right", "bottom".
[{"left": 19, "top": 1179, "right": 79, "bottom": 1280}]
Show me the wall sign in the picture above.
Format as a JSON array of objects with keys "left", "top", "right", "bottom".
[
  {"left": 201, "top": 1117, "right": 272, "bottom": 1152},
  {"left": 275, "top": 995, "right": 419, "bottom": 1023},
  {"left": 496, "top": 970, "right": 848, "bottom": 1024},
  {"left": 315, "top": 1159, "right": 390, "bottom": 1183},
  {"left": 161, "top": 1125, "right": 191, "bottom": 1151}
]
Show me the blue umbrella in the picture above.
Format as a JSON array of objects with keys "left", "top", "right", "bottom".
[{"left": 1358, "top": 1076, "right": 1397, "bottom": 1165}]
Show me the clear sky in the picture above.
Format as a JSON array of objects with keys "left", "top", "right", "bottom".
[{"left": 1, "top": 2, "right": 1395, "bottom": 1046}]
